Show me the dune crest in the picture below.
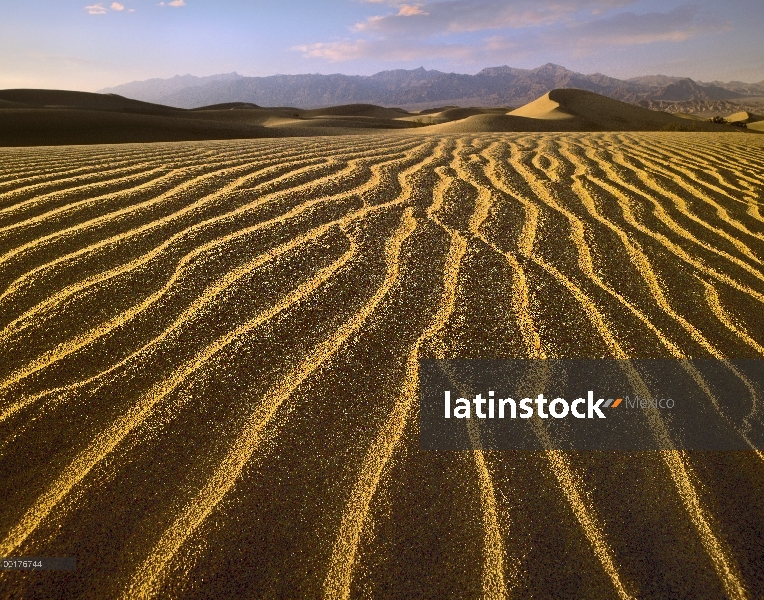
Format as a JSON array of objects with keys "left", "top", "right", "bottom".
[
  {"left": 508, "top": 92, "right": 577, "bottom": 120},
  {"left": 726, "top": 111, "right": 764, "bottom": 124}
]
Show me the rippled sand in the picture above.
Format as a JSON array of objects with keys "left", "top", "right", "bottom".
[{"left": 1, "top": 133, "right": 763, "bottom": 599}]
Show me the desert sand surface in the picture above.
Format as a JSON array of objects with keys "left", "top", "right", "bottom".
[
  {"left": 1, "top": 132, "right": 764, "bottom": 598},
  {"left": 0, "top": 88, "right": 750, "bottom": 146}
]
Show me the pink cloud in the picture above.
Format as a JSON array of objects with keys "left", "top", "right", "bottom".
[
  {"left": 85, "top": 2, "right": 131, "bottom": 14},
  {"left": 351, "top": 1, "right": 591, "bottom": 35},
  {"left": 295, "top": 38, "right": 484, "bottom": 62},
  {"left": 566, "top": 6, "right": 730, "bottom": 51},
  {"left": 85, "top": 3, "right": 107, "bottom": 14},
  {"left": 397, "top": 4, "right": 428, "bottom": 16}
]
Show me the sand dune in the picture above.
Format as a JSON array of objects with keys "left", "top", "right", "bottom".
[
  {"left": 396, "top": 107, "right": 510, "bottom": 126},
  {"left": 302, "top": 103, "right": 411, "bottom": 119},
  {"left": 417, "top": 105, "right": 460, "bottom": 115},
  {"left": 2, "top": 87, "right": 755, "bottom": 146},
  {"left": 0, "top": 92, "right": 426, "bottom": 145},
  {"left": 509, "top": 92, "right": 579, "bottom": 120},
  {"left": 506, "top": 89, "right": 732, "bottom": 131},
  {"left": 0, "top": 89, "right": 181, "bottom": 114},
  {"left": 420, "top": 89, "right": 740, "bottom": 133},
  {"left": 0, "top": 133, "right": 763, "bottom": 598},
  {"left": 0, "top": 98, "right": 29, "bottom": 109},
  {"left": 0, "top": 90, "right": 279, "bottom": 146},
  {"left": 191, "top": 105, "right": 416, "bottom": 131},
  {"left": 191, "top": 102, "right": 262, "bottom": 111},
  {"left": 421, "top": 113, "right": 571, "bottom": 133},
  {"left": 726, "top": 111, "right": 764, "bottom": 125},
  {"left": 0, "top": 108, "right": 282, "bottom": 146}
]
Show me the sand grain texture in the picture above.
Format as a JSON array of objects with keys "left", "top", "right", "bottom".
[{"left": 0, "top": 133, "right": 764, "bottom": 599}]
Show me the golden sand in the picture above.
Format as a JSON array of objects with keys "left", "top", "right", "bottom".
[{"left": 0, "top": 133, "right": 763, "bottom": 598}]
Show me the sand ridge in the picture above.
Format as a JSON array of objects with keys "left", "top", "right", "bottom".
[{"left": 0, "top": 134, "right": 763, "bottom": 598}]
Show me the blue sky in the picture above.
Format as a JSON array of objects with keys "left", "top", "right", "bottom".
[{"left": 1, "top": 0, "right": 762, "bottom": 91}]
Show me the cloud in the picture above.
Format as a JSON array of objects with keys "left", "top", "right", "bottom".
[
  {"left": 169, "top": 0, "right": 186, "bottom": 5},
  {"left": 292, "top": 40, "right": 479, "bottom": 62},
  {"left": 85, "top": 3, "right": 107, "bottom": 14},
  {"left": 397, "top": 4, "right": 428, "bottom": 16},
  {"left": 85, "top": 2, "right": 131, "bottom": 14},
  {"left": 352, "top": 0, "right": 639, "bottom": 35},
  {"left": 298, "top": 0, "right": 730, "bottom": 69},
  {"left": 32, "top": 53, "right": 116, "bottom": 68},
  {"left": 565, "top": 6, "right": 730, "bottom": 49}
]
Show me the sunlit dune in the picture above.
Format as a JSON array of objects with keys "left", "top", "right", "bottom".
[
  {"left": 726, "top": 111, "right": 764, "bottom": 124},
  {"left": 509, "top": 92, "right": 577, "bottom": 120},
  {"left": 419, "top": 89, "right": 746, "bottom": 133}
]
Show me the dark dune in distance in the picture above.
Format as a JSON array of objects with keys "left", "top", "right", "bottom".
[
  {"left": 0, "top": 88, "right": 759, "bottom": 146},
  {"left": 301, "top": 104, "right": 410, "bottom": 118},
  {"left": 0, "top": 89, "right": 182, "bottom": 115},
  {"left": 0, "top": 109, "right": 281, "bottom": 147},
  {"left": 0, "top": 90, "right": 277, "bottom": 146},
  {"left": 189, "top": 102, "right": 261, "bottom": 111},
  {"left": 0, "top": 91, "right": 429, "bottom": 146}
]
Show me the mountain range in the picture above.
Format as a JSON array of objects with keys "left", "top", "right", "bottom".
[{"left": 98, "top": 64, "right": 764, "bottom": 110}]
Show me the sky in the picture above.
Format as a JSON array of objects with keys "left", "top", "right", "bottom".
[{"left": 1, "top": 0, "right": 762, "bottom": 91}]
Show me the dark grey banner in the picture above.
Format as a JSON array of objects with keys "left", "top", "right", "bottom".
[
  {"left": 419, "top": 360, "right": 764, "bottom": 450},
  {"left": 1, "top": 557, "right": 76, "bottom": 571}
]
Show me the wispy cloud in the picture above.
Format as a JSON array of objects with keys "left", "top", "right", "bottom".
[
  {"left": 85, "top": 2, "right": 132, "bottom": 14},
  {"left": 298, "top": 0, "right": 727, "bottom": 66},
  {"left": 85, "top": 3, "right": 107, "bottom": 14},
  {"left": 564, "top": 5, "right": 730, "bottom": 49},
  {"left": 295, "top": 38, "right": 479, "bottom": 62},
  {"left": 30, "top": 53, "right": 117, "bottom": 68},
  {"left": 352, "top": 0, "right": 639, "bottom": 35},
  {"left": 158, "top": 0, "right": 186, "bottom": 5},
  {"left": 397, "top": 4, "right": 428, "bottom": 16}
]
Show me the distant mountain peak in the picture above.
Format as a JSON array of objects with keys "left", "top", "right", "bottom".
[{"left": 533, "top": 63, "right": 571, "bottom": 73}]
